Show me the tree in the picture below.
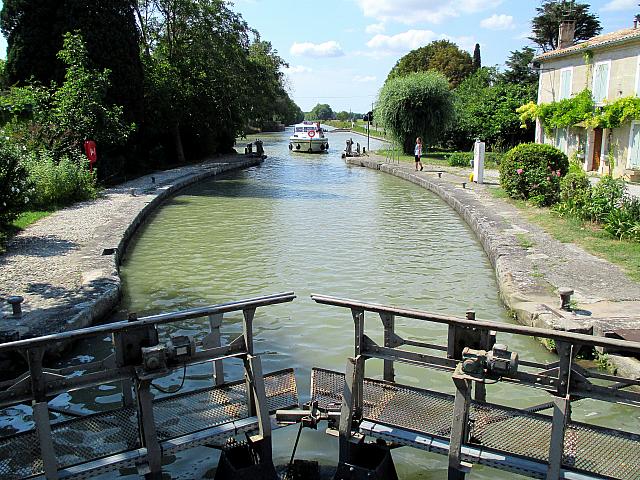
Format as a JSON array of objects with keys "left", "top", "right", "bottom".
[
  {"left": 306, "top": 103, "right": 334, "bottom": 121},
  {"left": 1, "top": 0, "right": 144, "bottom": 127},
  {"left": 336, "top": 111, "right": 350, "bottom": 121},
  {"left": 473, "top": 44, "right": 481, "bottom": 71},
  {"left": 447, "top": 68, "right": 535, "bottom": 150},
  {"left": 1, "top": 32, "right": 134, "bottom": 159},
  {"left": 386, "top": 40, "right": 474, "bottom": 88},
  {"left": 376, "top": 71, "right": 454, "bottom": 153},
  {"left": 137, "top": 0, "right": 254, "bottom": 162},
  {"left": 530, "top": 1, "right": 602, "bottom": 52},
  {"left": 501, "top": 47, "right": 539, "bottom": 88}
]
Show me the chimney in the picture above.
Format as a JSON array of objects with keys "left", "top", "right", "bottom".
[{"left": 558, "top": 19, "right": 576, "bottom": 49}]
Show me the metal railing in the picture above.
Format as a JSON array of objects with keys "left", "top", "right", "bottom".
[
  {"left": 311, "top": 293, "right": 640, "bottom": 480},
  {"left": 0, "top": 292, "right": 296, "bottom": 479}
]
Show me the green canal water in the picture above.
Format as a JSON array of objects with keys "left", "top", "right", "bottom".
[
  {"left": 111, "top": 130, "right": 638, "bottom": 479},
  {"left": 4, "top": 129, "right": 636, "bottom": 479}
]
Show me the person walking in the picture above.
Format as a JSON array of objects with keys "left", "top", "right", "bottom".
[{"left": 415, "top": 137, "right": 424, "bottom": 171}]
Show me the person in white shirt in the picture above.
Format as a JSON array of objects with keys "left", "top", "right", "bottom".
[{"left": 414, "top": 137, "right": 424, "bottom": 171}]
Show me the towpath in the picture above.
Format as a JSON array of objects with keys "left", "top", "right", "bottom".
[
  {"left": 0, "top": 155, "right": 263, "bottom": 345},
  {"left": 350, "top": 154, "right": 640, "bottom": 377}
]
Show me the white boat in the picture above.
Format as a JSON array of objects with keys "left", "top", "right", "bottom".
[{"left": 289, "top": 121, "right": 329, "bottom": 153}]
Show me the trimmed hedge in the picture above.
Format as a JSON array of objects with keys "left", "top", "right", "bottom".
[{"left": 499, "top": 143, "right": 568, "bottom": 206}]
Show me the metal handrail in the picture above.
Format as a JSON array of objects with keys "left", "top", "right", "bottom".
[
  {"left": 311, "top": 293, "right": 640, "bottom": 354},
  {"left": 0, "top": 291, "right": 296, "bottom": 353}
]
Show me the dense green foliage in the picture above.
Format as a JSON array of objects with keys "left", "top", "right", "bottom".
[
  {"left": 447, "top": 151, "right": 503, "bottom": 168},
  {"left": 377, "top": 71, "right": 454, "bottom": 153},
  {"left": 386, "top": 40, "right": 474, "bottom": 88},
  {"left": 1, "top": 0, "right": 144, "bottom": 127},
  {"left": 306, "top": 103, "right": 335, "bottom": 121},
  {"left": 22, "top": 151, "right": 96, "bottom": 209},
  {"left": 447, "top": 68, "right": 536, "bottom": 151},
  {"left": 499, "top": 143, "right": 569, "bottom": 206},
  {"left": 555, "top": 169, "right": 640, "bottom": 242},
  {"left": 519, "top": 93, "right": 640, "bottom": 132},
  {"left": 530, "top": 1, "right": 602, "bottom": 52},
  {"left": 0, "top": 143, "right": 32, "bottom": 227},
  {"left": 1, "top": 33, "right": 134, "bottom": 159},
  {"left": 502, "top": 47, "right": 539, "bottom": 87}
]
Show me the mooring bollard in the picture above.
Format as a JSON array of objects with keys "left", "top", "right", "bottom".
[
  {"left": 462, "top": 182, "right": 466, "bottom": 189},
  {"left": 559, "top": 287, "right": 574, "bottom": 310},
  {"left": 7, "top": 296, "right": 24, "bottom": 317},
  {"left": 438, "top": 172, "right": 442, "bottom": 178},
  {"left": 151, "top": 176, "right": 156, "bottom": 184}
]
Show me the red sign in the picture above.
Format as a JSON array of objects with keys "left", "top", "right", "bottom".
[
  {"left": 84, "top": 140, "right": 97, "bottom": 171},
  {"left": 308, "top": 130, "right": 315, "bottom": 138}
]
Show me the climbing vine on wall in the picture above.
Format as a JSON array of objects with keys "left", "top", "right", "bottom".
[{"left": 518, "top": 91, "right": 640, "bottom": 133}]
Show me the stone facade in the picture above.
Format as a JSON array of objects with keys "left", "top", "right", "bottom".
[{"left": 534, "top": 27, "right": 640, "bottom": 178}]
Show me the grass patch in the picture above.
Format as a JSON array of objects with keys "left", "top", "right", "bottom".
[
  {"left": 488, "top": 185, "right": 640, "bottom": 282},
  {"left": 374, "top": 148, "right": 451, "bottom": 167},
  {"left": 12, "top": 210, "right": 53, "bottom": 230},
  {"left": 515, "top": 232, "right": 535, "bottom": 249}
]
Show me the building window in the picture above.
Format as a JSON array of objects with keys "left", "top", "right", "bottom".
[
  {"left": 592, "top": 60, "right": 610, "bottom": 105},
  {"left": 556, "top": 127, "right": 568, "bottom": 154},
  {"left": 629, "top": 121, "right": 640, "bottom": 169},
  {"left": 559, "top": 67, "right": 572, "bottom": 100}
]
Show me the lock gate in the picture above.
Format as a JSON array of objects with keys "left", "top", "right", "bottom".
[{"left": 1, "top": 292, "right": 640, "bottom": 479}]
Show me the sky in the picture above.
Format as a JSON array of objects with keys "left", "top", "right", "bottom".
[
  {"left": 0, "top": 1, "right": 637, "bottom": 113},
  {"left": 231, "top": 0, "right": 639, "bottom": 113}
]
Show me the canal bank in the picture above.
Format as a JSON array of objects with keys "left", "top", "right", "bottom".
[
  {"left": 0, "top": 155, "right": 264, "bottom": 347},
  {"left": 348, "top": 155, "right": 640, "bottom": 378}
]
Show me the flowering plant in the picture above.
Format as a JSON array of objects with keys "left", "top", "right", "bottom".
[{"left": 499, "top": 143, "right": 569, "bottom": 206}]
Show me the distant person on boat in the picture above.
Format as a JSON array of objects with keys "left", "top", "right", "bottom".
[{"left": 415, "top": 137, "right": 424, "bottom": 171}]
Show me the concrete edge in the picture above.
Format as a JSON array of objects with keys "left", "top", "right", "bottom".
[{"left": 346, "top": 157, "right": 640, "bottom": 377}]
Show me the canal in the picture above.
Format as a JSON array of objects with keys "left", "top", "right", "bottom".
[
  {"left": 115, "top": 128, "right": 554, "bottom": 479},
  {"left": 3, "top": 129, "right": 638, "bottom": 479}
]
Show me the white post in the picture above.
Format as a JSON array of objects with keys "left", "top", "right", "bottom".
[{"left": 473, "top": 140, "right": 485, "bottom": 184}]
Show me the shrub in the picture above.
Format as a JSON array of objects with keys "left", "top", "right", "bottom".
[
  {"left": 22, "top": 151, "right": 97, "bottom": 209},
  {"left": 0, "top": 142, "right": 32, "bottom": 228},
  {"left": 555, "top": 165, "right": 591, "bottom": 217},
  {"left": 447, "top": 151, "right": 504, "bottom": 167},
  {"left": 499, "top": 143, "right": 568, "bottom": 206},
  {"left": 583, "top": 176, "right": 625, "bottom": 223}
]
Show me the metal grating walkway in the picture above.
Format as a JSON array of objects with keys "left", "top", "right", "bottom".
[
  {"left": 0, "top": 369, "right": 298, "bottom": 479},
  {"left": 311, "top": 368, "right": 640, "bottom": 480}
]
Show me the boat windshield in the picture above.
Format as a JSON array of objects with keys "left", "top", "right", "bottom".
[{"left": 295, "top": 127, "right": 303, "bottom": 132}]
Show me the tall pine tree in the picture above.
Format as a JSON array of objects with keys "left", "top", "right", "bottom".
[{"left": 472, "top": 44, "right": 481, "bottom": 71}]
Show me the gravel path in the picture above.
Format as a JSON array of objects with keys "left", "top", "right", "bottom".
[{"left": 0, "top": 155, "right": 263, "bottom": 342}]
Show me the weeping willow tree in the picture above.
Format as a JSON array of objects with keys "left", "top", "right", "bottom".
[{"left": 376, "top": 71, "right": 454, "bottom": 154}]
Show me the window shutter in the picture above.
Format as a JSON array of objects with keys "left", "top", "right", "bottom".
[{"left": 631, "top": 123, "right": 640, "bottom": 169}]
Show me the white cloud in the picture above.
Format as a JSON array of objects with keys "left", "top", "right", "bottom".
[
  {"left": 480, "top": 14, "right": 515, "bottom": 30},
  {"left": 601, "top": 0, "right": 636, "bottom": 12},
  {"left": 355, "top": 0, "right": 502, "bottom": 24},
  {"left": 366, "top": 30, "right": 476, "bottom": 54},
  {"left": 353, "top": 75, "right": 377, "bottom": 82},
  {"left": 365, "top": 23, "right": 386, "bottom": 34},
  {"left": 367, "top": 29, "right": 439, "bottom": 52},
  {"left": 285, "top": 65, "right": 312, "bottom": 74},
  {"left": 290, "top": 41, "right": 345, "bottom": 57}
]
